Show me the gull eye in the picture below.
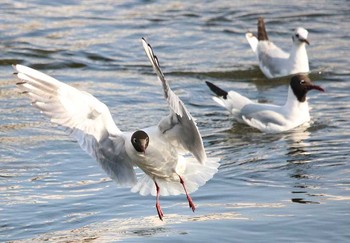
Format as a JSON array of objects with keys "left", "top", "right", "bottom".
[
  {"left": 300, "top": 80, "right": 305, "bottom": 84},
  {"left": 132, "top": 138, "right": 137, "bottom": 143},
  {"left": 296, "top": 33, "right": 300, "bottom": 38}
]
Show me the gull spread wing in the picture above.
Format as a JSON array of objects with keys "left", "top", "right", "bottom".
[
  {"left": 13, "top": 64, "right": 137, "bottom": 186},
  {"left": 141, "top": 38, "right": 207, "bottom": 164}
]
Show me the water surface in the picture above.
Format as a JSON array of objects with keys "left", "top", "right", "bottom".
[{"left": 1, "top": 0, "right": 350, "bottom": 242}]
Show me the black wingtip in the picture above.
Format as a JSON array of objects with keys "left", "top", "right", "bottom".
[
  {"left": 147, "top": 42, "right": 161, "bottom": 68},
  {"left": 257, "top": 17, "right": 268, "bottom": 41},
  {"left": 205, "top": 81, "right": 228, "bottom": 99}
]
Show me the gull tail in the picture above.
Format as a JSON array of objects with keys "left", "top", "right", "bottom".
[
  {"left": 206, "top": 81, "right": 253, "bottom": 120},
  {"left": 205, "top": 81, "right": 229, "bottom": 108},
  {"left": 131, "top": 155, "right": 220, "bottom": 197},
  {"left": 245, "top": 17, "right": 268, "bottom": 55},
  {"left": 257, "top": 17, "right": 268, "bottom": 41},
  {"left": 206, "top": 81, "right": 227, "bottom": 98}
]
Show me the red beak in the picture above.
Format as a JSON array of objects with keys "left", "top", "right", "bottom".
[{"left": 309, "top": 85, "right": 324, "bottom": 92}]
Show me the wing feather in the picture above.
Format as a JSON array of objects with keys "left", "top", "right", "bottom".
[
  {"left": 13, "top": 64, "right": 136, "bottom": 186},
  {"left": 141, "top": 38, "right": 207, "bottom": 164},
  {"left": 241, "top": 104, "right": 287, "bottom": 133}
]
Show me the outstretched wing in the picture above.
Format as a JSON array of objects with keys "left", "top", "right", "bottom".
[
  {"left": 141, "top": 38, "right": 207, "bottom": 164},
  {"left": 13, "top": 64, "right": 137, "bottom": 186}
]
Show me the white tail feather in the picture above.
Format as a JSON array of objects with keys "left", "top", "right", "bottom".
[
  {"left": 212, "top": 97, "right": 226, "bottom": 108},
  {"left": 131, "top": 155, "right": 220, "bottom": 197}
]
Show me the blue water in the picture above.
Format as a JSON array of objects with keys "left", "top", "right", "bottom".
[{"left": 1, "top": 0, "right": 350, "bottom": 242}]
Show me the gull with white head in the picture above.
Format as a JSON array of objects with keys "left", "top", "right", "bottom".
[{"left": 246, "top": 17, "right": 310, "bottom": 79}]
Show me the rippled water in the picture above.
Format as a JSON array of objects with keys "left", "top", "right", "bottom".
[{"left": 1, "top": 0, "right": 350, "bottom": 242}]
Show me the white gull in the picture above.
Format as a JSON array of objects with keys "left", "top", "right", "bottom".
[
  {"left": 13, "top": 38, "right": 219, "bottom": 220},
  {"left": 246, "top": 17, "right": 310, "bottom": 79}
]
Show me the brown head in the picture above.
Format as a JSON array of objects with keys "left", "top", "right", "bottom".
[
  {"left": 290, "top": 74, "right": 324, "bottom": 102},
  {"left": 131, "top": 130, "right": 149, "bottom": 153}
]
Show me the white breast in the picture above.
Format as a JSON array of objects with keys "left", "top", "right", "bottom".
[{"left": 125, "top": 126, "right": 179, "bottom": 180}]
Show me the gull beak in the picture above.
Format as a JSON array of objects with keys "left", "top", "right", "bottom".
[
  {"left": 308, "top": 84, "right": 324, "bottom": 92},
  {"left": 139, "top": 139, "right": 148, "bottom": 154},
  {"left": 301, "top": 38, "right": 310, "bottom": 45}
]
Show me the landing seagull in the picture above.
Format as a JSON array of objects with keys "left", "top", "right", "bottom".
[
  {"left": 206, "top": 74, "right": 324, "bottom": 133},
  {"left": 13, "top": 38, "right": 219, "bottom": 220},
  {"left": 246, "top": 17, "right": 310, "bottom": 79}
]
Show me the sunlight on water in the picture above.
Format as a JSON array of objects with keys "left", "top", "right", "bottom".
[{"left": 1, "top": 0, "right": 350, "bottom": 242}]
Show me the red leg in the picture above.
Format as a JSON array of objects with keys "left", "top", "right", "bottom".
[
  {"left": 155, "top": 181, "right": 164, "bottom": 220},
  {"left": 178, "top": 175, "right": 196, "bottom": 212}
]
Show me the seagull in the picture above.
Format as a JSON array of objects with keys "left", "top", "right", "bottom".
[
  {"left": 206, "top": 74, "right": 324, "bottom": 133},
  {"left": 246, "top": 17, "right": 310, "bottom": 79},
  {"left": 13, "top": 38, "right": 219, "bottom": 220}
]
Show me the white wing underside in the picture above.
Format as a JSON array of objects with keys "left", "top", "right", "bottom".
[
  {"left": 14, "top": 64, "right": 137, "bottom": 186},
  {"left": 142, "top": 38, "right": 207, "bottom": 164}
]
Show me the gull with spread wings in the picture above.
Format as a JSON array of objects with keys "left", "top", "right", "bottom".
[{"left": 13, "top": 38, "right": 219, "bottom": 220}]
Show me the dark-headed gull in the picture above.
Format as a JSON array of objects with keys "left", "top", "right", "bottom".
[
  {"left": 13, "top": 38, "right": 219, "bottom": 220},
  {"left": 206, "top": 74, "right": 324, "bottom": 133},
  {"left": 246, "top": 17, "right": 310, "bottom": 79}
]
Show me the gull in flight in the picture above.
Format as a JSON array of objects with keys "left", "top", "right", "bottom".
[
  {"left": 206, "top": 74, "right": 324, "bottom": 133},
  {"left": 246, "top": 17, "right": 310, "bottom": 79},
  {"left": 13, "top": 38, "right": 219, "bottom": 220}
]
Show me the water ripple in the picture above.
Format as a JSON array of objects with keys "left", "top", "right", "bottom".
[{"left": 1, "top": 0, "right": 350, "bottom": 242}]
